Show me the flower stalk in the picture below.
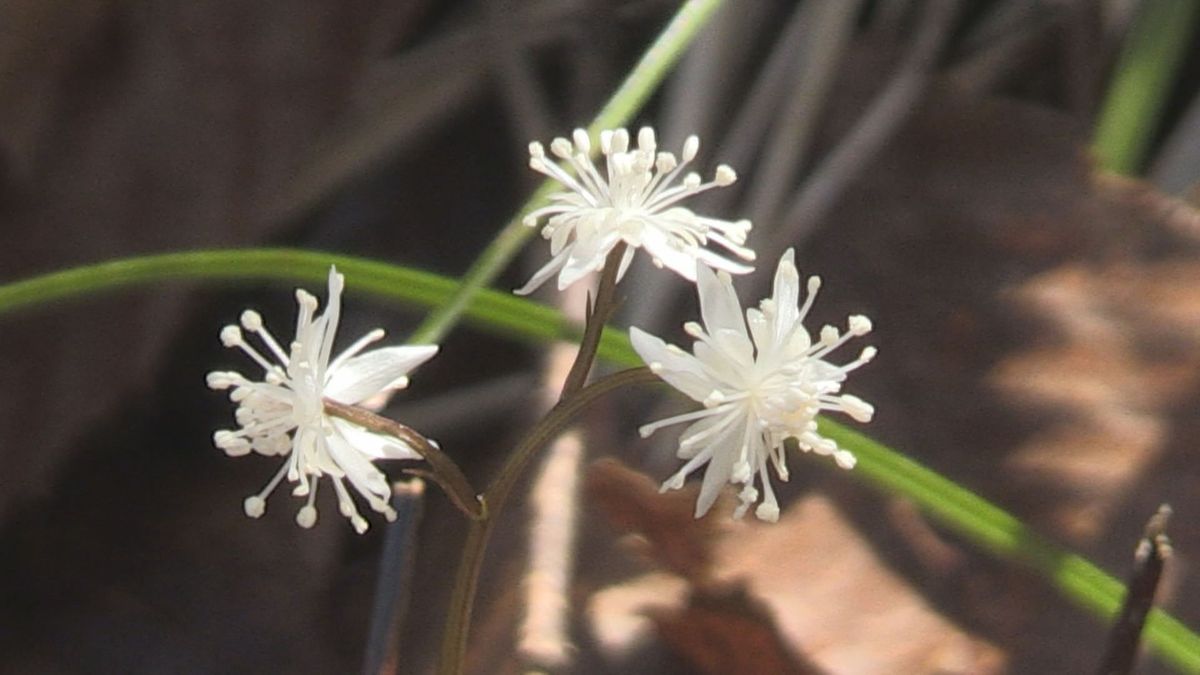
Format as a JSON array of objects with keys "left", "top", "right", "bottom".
[
  {"left": 436, "top": 366, "right": 657, "bottom": 675},
  {"left": 323, "top": 400, "right": 484, "bottom": 521},
  {"left": 438, "top": 247, "right": 653, "bottom": 675}
]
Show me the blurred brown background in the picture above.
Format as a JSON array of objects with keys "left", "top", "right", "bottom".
[{"left": 1, "top": 1, "right": 1199, "bottom": 673}]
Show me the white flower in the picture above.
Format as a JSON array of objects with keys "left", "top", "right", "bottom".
[
  {"left": 630, "top": 250, "right": 876, "bottom": 522},
  {"left": 206, "top": 266, "right": 438, "bottom": 534},
  {"left": 516, "top": 127, "right": 756, "bottom": 294}
]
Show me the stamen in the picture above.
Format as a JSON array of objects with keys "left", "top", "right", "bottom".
[
  {"left": 571, "top": 129, "right": 590, "bottom": 155},
  {"left": 681, "top": 135, "right": 699, "bottom": 162},
  {"left": 798, "top": 276, "right": 821, "bottom": 321},
  {"left": 295, "top": 481, "right": 319, "bottom": 528},
  {"left": 755, "top": 464, "right": 780, "bottom": 522},
  {"left": 550, "top": 137, "right": 572, "bottom": 159},
  {"left": 848, "top": 315, "right": 872, "bottom": 336},
  {"left": 637, "top": 127, "right": 656, "bottom": 153},
  {"left": 244, "top": 496, "right": 266, "bottom": 518},
  {"left": 660, "top": 472, "right": 687, "bottom": 492},
  {"left": 637, "top": 405, "right": 726, "bottom": 438},
  {"left": 332, "top": 477, "right": 369, "bottom": 534},
  {"left": 327, "top": 328, "right": 386, "bottom": 373}
]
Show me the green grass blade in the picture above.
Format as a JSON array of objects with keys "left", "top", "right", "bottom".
[{"left": 1093, "top": 0, "right": 1200, "bottom": 175}]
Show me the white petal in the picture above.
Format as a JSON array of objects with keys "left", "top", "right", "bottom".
[
  {"left": 325, "top": 345, "right": 438, "bottom": 404},
  {"left": 330, "top": 416, "right": 422, "bottom": 461},
  {"left": 696, "top": 263, "right": 747, "bottom": 339},
  {"left": 630, "top": 327, "right": 713, "bottom": 401},
  {"left": 558, "top": 231, "right": 621, "bottom": 289},
  {"left": 515, "top": 249, "right": 571, "bottom": 295},
  {"left": 639, "top": 225, "right": 702, "bottom": 280},
  {"left": 771, "top": 249, "right": 800, "bottom": 337},
  {"left": 317, "top": 267, "right": 345, "bottom": 371},
  {"left": 691, "top": 247, "right": 755, "bottom": 276},
  {"left": 324, "top": 431, "right": 392, "bottom": 501},
  {"left": 694, "top": 415, "right": 745, "bottom": 518}
]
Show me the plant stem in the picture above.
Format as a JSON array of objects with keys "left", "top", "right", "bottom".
[
  {"left": 324, "top": 399, "right": 484, "bottom": 520},
  {"left": 439, "top": 248, "right": 631, "bottom": 674},
  {"left": 560, "top": 245, "right": 625, "bottom": 398},
  {"left": 1098, "top": 505, "right": 1174, "bottom": 675},
  {"left": 436, "top": 367, "right": 658, "bottom": 675}
]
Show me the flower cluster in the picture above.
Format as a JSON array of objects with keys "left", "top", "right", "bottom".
[
  {"left": 207, "top": 127, "right": 874, "bottom": 530},
  {"left": 517, "top": 127, "right": 755, "bottom": 294},
  {"left": 207, "top": 267, "right": 437, "bottom": 533},
  {"left": 631, "top": 250, "right": 875, "bottom": 521}
]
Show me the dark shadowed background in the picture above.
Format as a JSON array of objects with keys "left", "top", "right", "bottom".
[{"left": 2, "top": 1, "right": 1199, "bottom": 673}]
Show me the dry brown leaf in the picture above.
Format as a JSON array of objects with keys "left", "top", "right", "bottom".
[
  {"left": 648, "top": 584, "right": 825, "bottom": 675},
  {"left": 587, "top": 463, "right": 1005, "bottom": 675},
  {"left": 585, "top": 457, "right": 727, "bottom": 583}
]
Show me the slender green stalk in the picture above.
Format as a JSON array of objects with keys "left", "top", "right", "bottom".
[
  {"left": 818, "top": 420, "right": 1200, "bottom": 673},
  {"left": 1093, "top": 0, "right": 1200, "bottom": 175},
  {"left": 406, "top": 0, "right": 727, "bottom": 346},
  {"left": 436, "top": 368, "right": 658, "bottom": 675},
  {"left": 439, "top": 247, "right": 627, "bottom": 674},
  {"left": 0, "top": 248, "right": 634, "bottom": 367},
  {"left": 1, "top": 249, "right": 1199, "bottom": 671}
]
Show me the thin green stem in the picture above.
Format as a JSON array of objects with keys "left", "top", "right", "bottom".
[
  {"left": 406, "top": 0, "right": 727, "bottom": 346},
  {"left": 436, "top": 368, "right": 658, "bottom": 675},
  {"left": 1093, "top": 0, "right": 1200, "bottom": 175},
  {"left": 437, "top": 248, "right": 625, "bottom": 673},
  {"left": 0, "top": 248, "right": 635, "bottom": 366}
]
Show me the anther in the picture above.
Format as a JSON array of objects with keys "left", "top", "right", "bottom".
[
  {"left": 550, "top": 138, "right": 572, "bottom": 159},
  {"left": 571, "top": 129, "right": 590, "bottom": 155},
  {"left": 220, "top": 325, "right": 243, "bottom": 347},
  {"left": 848, "top": 315, "right": 872, "bottom": 335},
  {"left": 755, "top": 502, "right": 780, "bottom": 522},
  {"left": 296, "top": 505, "right": 317, "bottom": 529},
  {"left": 681, "top": 135, "right": 699, "bottom": 162},
  {"left": 240, "top": 310, "right": 263, "bottom": 331},
  {"left": 637, "top": 127, "right": 656, "bottom": 152},
  {"left": 243, "top": 496, "right": 266, "bottom": 518},
  {"left": 731, "top": 460, "right": 752, "bottom": 483},
  {"left": 839, "top": 394, "right": 874, "bottom": 422}
]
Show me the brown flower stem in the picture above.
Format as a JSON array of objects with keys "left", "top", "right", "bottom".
[
  {"left": 437, "top": 366, "right": 659, "bottom": 675},
  {"left": 323, "top": 399, "right": 485, "bottom": 521},
  {"left": 560, "top": 244, "right": 626, "bottom": 398}
]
